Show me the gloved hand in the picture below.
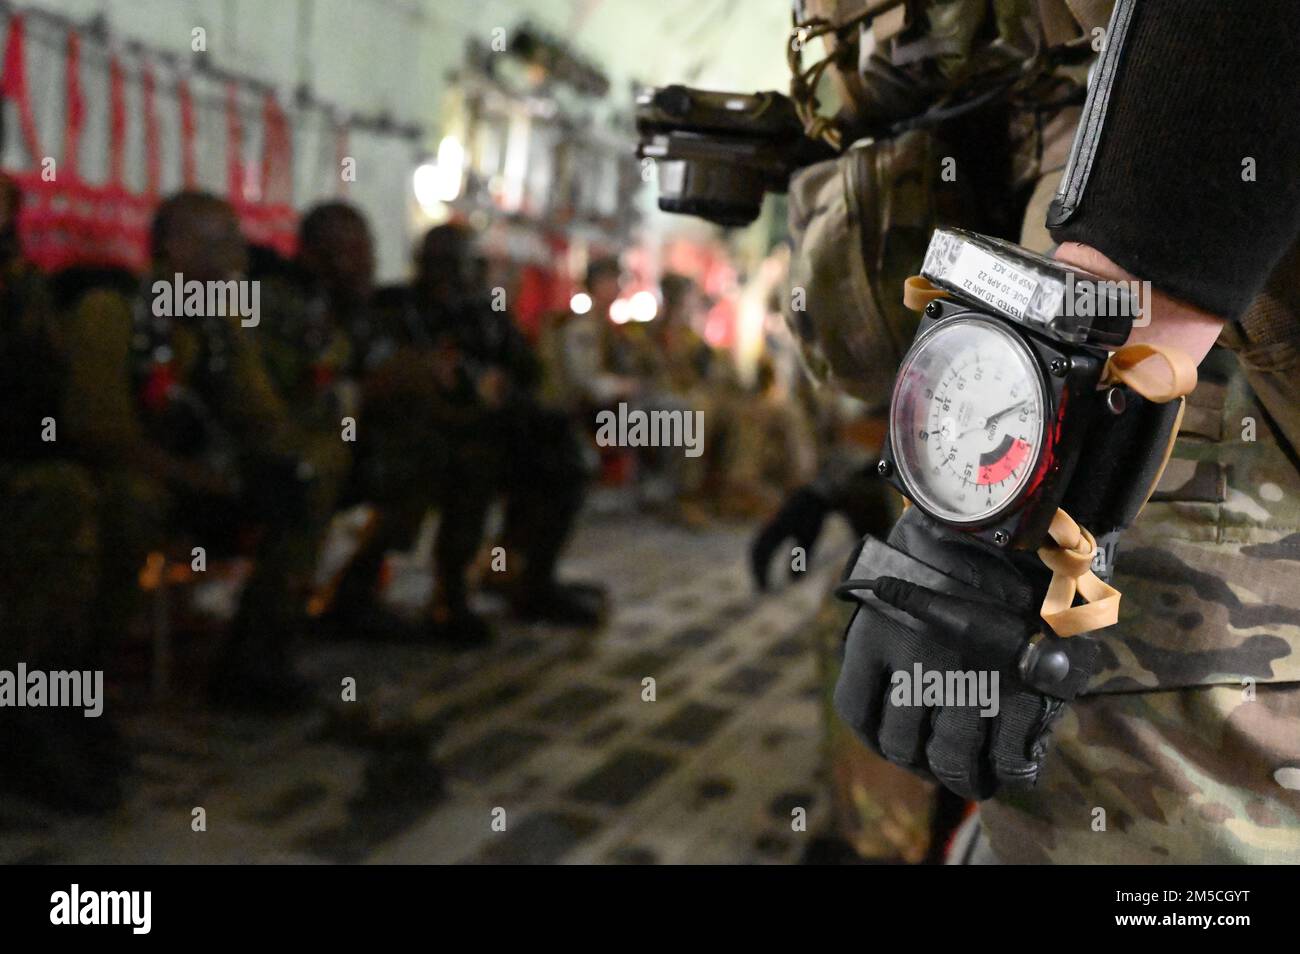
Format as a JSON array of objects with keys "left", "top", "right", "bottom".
[
  {"left": 834, "top": 507, "right": 1099, "bottom": 800},
  {"left": 749, "top": 485, "right": 830, "bottom": 590}
]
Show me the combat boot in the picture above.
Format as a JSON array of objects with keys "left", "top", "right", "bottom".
[
  {"left": 426, "top": 579, "right": 492, "bottom": 649},
  {"left": 509, "top": 580, "right": 607, "bottom": 627}
]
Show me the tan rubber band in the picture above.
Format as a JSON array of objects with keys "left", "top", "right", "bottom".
[
  {"left": 1101, "top": 342, "right": 1198, "bottom": 403},
  {"left": 903, "top": 275, "right": 949, "bottom": 312},
  {"left": 1034, "top": 345, "right": 1194, "bottom": 635},
  {"left": 1036, "top": 509, "right": 1121, "bottom": 637}
]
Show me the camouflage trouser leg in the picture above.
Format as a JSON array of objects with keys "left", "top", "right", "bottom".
[
  {"left": 980, "top": 683, "right": 1300, "bottom": 863},
  {"left": 980, "top": 350, "right": 1300, "bottom": 863},
  {"left": 336, "top": 383, "right": 452, "bottom": 611},
  {"left": 273, "top": 434, "right": 352, "bottom": 604},
  {"left": 0, "top": 461, "right": 100, "bottom": 669}
]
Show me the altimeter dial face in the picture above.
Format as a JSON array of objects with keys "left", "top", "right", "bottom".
[{"left": 889, "top": 317, "right": 1048, "bottom": 524}]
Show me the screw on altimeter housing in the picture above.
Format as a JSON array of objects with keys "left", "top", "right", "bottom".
[
  {"left": 925, "top": 300, "right": 943, "bottom": 319},
  {"left": 1049, "top": 357, "right": 1069, "bottom": 377},
  {"left": 992, "top": 529, "right": 1010, "bottom": 547},
  {"left": 876, "top": 460, "right": 892, "bottom": 478}
]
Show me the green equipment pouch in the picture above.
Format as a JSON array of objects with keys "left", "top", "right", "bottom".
[
  {"left": 786, "top": 128, "right": 941, "bottom": 411},
  {"left": 1218, "top": 240, "right": 1300, "bottom": 456}
]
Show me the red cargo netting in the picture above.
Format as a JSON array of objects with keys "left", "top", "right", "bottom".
[{"left": 0, "top": 13, "right": 297, "bottom": 273}]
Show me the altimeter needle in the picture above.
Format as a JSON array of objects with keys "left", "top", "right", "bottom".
[{"left": 959, "top": 399, "right": 1028, "bottom": 438}]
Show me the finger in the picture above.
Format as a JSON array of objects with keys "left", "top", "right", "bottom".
[
  {"left": 926, "top": 702, "right": 994, "bottom": 800},
  {"left": 832, "top": 606, "right": 892, "bottom": 747},
  {"left": 988, "top": 690, "right": 1059, "bottom": 789},
  {"left": 876, "top": 611, "right": 963, "bottom": 770},
  {"left": 876, "top": 673, "right": 933, "bottom": 769}
]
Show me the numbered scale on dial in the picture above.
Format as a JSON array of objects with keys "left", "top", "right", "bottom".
[{"left": 889, "top": 317, "right": 1048, "bottom": 524}]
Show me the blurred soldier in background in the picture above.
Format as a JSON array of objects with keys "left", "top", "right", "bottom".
[
  {"left": 643, "top": 273, "right": 712, "bottom": 397},
  {"left": 288, "top": 200, "right": 461, "bottom": 642},
  {"left": 300, "top": 202, "right": 451, "bottom": 641},
  {"left": 0, "top": 172, "right": 120, "bottom": 810},
  {"left": 256, "top": 202, "right": 406, "bottom": 639},
  {"left": 539, "top": 256, "right": 642, "bottom": 414},
  {"left": 259, "top": 204, "right": 358, "bottom": 557},
  {"left": 62, "top": 192, "right": 316, "bottom": 713},
  {"left": 415, "top": 224, "right": 604, "bottom": 630},
  {"left": 334, "top": 222, "right": 603, "bottom": 646},
  {"left": 629, "top": 272, "right": 715, "bottom": 520}
]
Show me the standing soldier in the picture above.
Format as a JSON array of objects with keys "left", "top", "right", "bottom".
[
  {"left": 771, "top": 0, "right": 1300, "bottom": 862},
  {"left": 763, "top": 0, "right": 1102, "bottom": 859}
]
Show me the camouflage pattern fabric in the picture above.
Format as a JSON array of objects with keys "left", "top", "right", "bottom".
[
  {"left": 979, "top": 346, "right": 1300, "bottom": 862},
  {"left": 807, "top": 16, "right": 1300, "bottom": 855},
  {"left": 805, "top": 4, "right": 1100, "bottom": 857}
]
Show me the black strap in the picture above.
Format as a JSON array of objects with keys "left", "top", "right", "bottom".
[{"left": 1058, "top": 387, "right": 1183, "bottom": 537}]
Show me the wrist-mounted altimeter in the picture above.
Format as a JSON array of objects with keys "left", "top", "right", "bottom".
[{"left": 875, "top": 230, "right": 1197, "bottom": 636}]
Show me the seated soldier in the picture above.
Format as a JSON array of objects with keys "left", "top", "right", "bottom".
[
  {"left": 283, "top": 202, "right": 453, "bottom": 643},
  {"left": 332, "top": 222, "right": 605, "bottom": 646},
  {"left": 253, "top": 208, "right": 378, "bottom": 638},
  {"left": 62, "top": 192, "right": 316, "bottom": 712},
  {"left": 0, "top": 172, "right": 124, "bottom": 812}
]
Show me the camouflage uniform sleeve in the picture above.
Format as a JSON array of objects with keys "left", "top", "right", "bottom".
[{"left": 62, "top": 290, "right": 146, "bottom": 463}]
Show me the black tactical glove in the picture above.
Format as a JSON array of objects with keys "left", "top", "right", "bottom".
[
  {"left": 834, "top": 507, "right": 1098, "bottom": 800},
  {"left": 749, "top": 485, "right": 830, "bottom": 590}
]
